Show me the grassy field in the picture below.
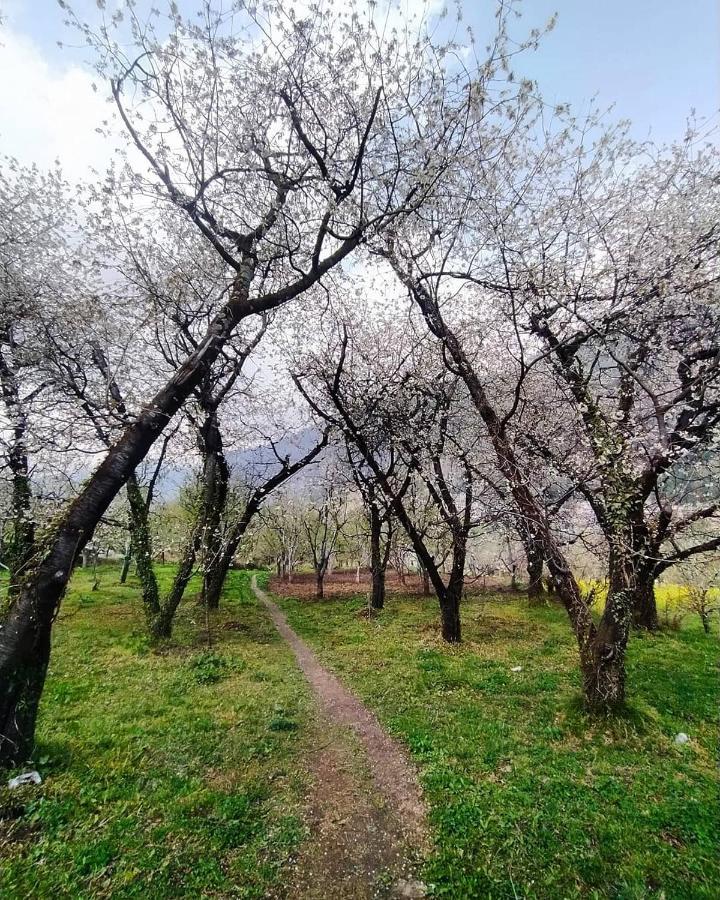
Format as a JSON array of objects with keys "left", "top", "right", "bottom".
[
  {"left": 1, "top": 568, "right": 718, "bottom": 898},
  {"left": 0, "top": 566, "right": 313, "bottom": 899},
  {"left": 277, "top": 589, "right": 719, "bottom": 899}
]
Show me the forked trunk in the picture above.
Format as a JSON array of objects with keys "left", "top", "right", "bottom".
[{"left": 150, "top": 528, "right": 201, "bottom": 641}]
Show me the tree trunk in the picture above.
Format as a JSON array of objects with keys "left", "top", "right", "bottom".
[
  {"left": 632, "top": 570, "right": 659, "bottom": 631},
  {"left": 125, "top": 476, "right": 162, "bottom": 627},
  {"left": 582, "top": 615, "right": 627, "bottom": 709},
  {"left": 119, "top": 536, "right": 132, "bottom": 584},
  {"left": 0, "top": 616, "right": 50, "bottom": 768},
  {"left": 439, "top": 583, "right": 461, "bottom": 643},
  {"left": 580, "top": 533, "right": 636, "bottom": 709},
  {"left": 369, "top": 502, "right": 385, "bottom": 610},
  {"left": 198, "top": 411, "right": 230, "bottom": 610},
  {"left": 151, "top": 527, "right": 201, "bottom": 641},
  {"left": 526, "top": 537, "right": 545, "bottom": 604},
  {"left": 202, "top": 544, "right": 233, "bottom": 612},
  {"left": 0, "top": 338, "right": 36, "bottom": 601},
  {"left": 416, "top": 553, "right": 431, "bottom": 596},
  {"left": 316, "top": 570, "right": 325, "bottom": 599}
]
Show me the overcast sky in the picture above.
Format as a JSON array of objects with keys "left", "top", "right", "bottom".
[{"left": 0, "top": 0, "right": 717, "bottom": 182}]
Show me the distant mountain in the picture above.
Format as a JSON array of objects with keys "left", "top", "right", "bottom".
[{"left": 155, "top": 427, "right": 327, "bottom": 500}]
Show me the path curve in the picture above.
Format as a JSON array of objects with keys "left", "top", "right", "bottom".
[{"left": 252, "top": 577, "right": 429, "bottom": 897}]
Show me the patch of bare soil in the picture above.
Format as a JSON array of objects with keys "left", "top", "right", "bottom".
[
  {"left": 253, "top": 578, "right": 428, "bottom": 899},
  {"left": 269, "top": 568, "right": 513, "bottom": 600}
]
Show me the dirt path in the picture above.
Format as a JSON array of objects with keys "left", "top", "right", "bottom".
[{"left": 252, "top": 577, "right": 428, "bottom": 899}]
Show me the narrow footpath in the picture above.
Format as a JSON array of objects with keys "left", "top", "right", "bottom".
[{"left": 252, "top": 577, "right": 428, "bottom": 899}]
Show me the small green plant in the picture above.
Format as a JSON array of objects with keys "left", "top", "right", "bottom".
[
  {"left": 268, "top": 704, "right": 299, "bottom": 732},
  {"left": 189, "top": 650, "right": 228, "bottom": 684}
]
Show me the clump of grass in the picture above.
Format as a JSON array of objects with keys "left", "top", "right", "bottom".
[{"left": 188, "top": 650, "right": 229, "bottom": 684}]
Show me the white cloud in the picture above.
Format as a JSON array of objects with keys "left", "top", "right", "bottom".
[{"left": 0, "top": 26, "right": 117, "bottom": 182}]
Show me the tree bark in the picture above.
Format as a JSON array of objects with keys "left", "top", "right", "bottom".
[
  {"left": 0, "top": 618, "right": 50, "bottom": 767},
  {"left": 526, "top": 539, "right": 545, "bottom": 605},
  {"left": 580, "top": 530, "right": 637, "bottom": 708},
  {"left": 369, "top": 501, "right": 385, "bottom": 610},
  {"left": 202, "top": 543, "right": 233, "bottom": 612},
  {"left": 125, "top": 475, "right": 162, "bottom": 626},
  {"left": 439, "top": 581, "right": 462, "bottom": 642},
  {"left": 198, "top": 411, "right": 230, "bottom": 610},
  {"left": 632, "top": 569, "right": 659, "bottom": 631},
  {"left": 119, "top": 535, "right": 132, "bottom": 584}
]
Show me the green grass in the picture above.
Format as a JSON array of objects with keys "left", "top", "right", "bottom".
[
  {"left": 0, "top": 565, "right": 313, "bottom": 899},
  {"left": 2, "top": 567, "right": 717, "bottom": 898},
  {"left": 276, "top": 590, "right": 719, "bottom": 899}
]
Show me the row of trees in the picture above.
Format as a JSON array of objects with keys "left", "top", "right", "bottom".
[{"left": 1, "top": 0, "right": 718, "bottom": 766}]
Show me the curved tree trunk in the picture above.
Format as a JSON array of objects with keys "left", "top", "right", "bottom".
[{"left": 151, "top": 527, "right": 202, "bottom": 641}]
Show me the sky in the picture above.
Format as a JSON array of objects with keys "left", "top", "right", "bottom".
[{"left": 0, "top": 0, "right": 717, "bottom": 182}]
